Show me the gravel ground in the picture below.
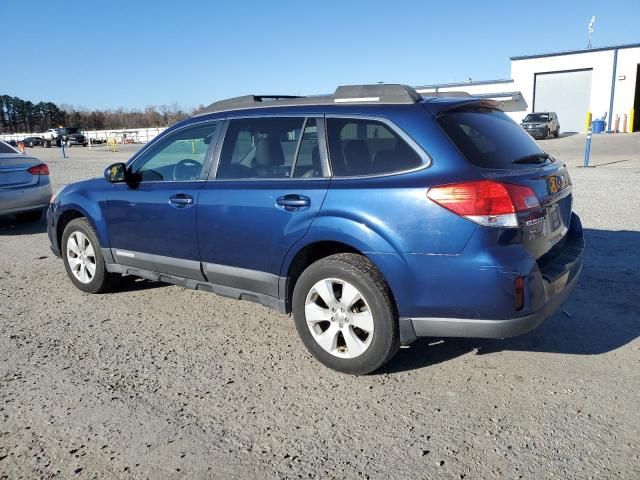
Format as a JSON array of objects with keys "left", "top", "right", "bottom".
[{"left": 1, "top": 134, "right": 639, "bottom": 479}]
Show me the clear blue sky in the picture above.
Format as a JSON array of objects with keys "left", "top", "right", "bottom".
[{"left": 2, "top": 0, "right": 638, "bottom": 110}]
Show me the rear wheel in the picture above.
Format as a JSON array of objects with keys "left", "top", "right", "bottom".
[
  {"left": 554, "top": 128, "right": 559, "bottom": 138},
  {"left": 62, "top": 218, "right": 119, "bottom": 293},
  {"left": 292, "top": 253, "right": 399, "bottom": 375}
]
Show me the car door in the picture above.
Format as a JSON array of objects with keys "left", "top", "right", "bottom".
[
  {"left": 106, "top": 120, "right": 221, "bottom": 280},
  {"left": 196, "top": 115, "right": 329, "bottom": 298}
]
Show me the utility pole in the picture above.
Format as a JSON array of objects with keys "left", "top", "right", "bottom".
[{"left": 588, "top": 16, "right": 595, "bottom": 49}]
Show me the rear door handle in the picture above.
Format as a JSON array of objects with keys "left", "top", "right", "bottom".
[
  {"left": 169, "top": 194, "right": 194, "bottom": 208},
  {"left": 276, "top": 194, "right": 311, "bottom": 211}
]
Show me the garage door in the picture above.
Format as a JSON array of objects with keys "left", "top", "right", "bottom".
[{"left": 534, "top": 69, "right": 592, "bottom": 132}]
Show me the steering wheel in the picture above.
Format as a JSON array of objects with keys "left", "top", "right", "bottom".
[{"left": 172, "top": 159, "right": 202, "bottom": 181}]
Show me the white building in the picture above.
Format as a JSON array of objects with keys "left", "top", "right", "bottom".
[{"left": 416, "top": 43, "right": 640, "bottom": 133}]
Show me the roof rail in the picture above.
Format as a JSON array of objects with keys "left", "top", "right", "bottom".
[
  {"left": 198, "top": 84, "right": 422, "bottom": 115},
  {"left": 203, "top": 94, "right": 305, "bottom": 113},
  {"left": 333, "top": 84, "right": 422, "bottom": 104}
]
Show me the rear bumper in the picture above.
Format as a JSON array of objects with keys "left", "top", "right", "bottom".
[
  {"left": 0, "top": 182, "right": 51, "bottom": 216},
  {"left": 389, "top": 212, "right": 585, "bottom": 344},
  {"left": 400, "top": 259, "right": 582, "bottom": 342}
]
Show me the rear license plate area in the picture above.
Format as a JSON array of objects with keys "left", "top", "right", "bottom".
[{"left": 549, "top": 203, "right": 561, "bottom": 231}]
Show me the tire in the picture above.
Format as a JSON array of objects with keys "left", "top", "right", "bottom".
[
  {"left": 29, "top": 141, "right": 34, "bottom": 148},
  {"left": 16, "top": 209, "right": 43, "bottom": 222},
  {"left": 554, "top": 128, "right": 559, "bottom": 138},
  {"left": 292, "top": 253, "right": 400, "bottom": 375},
  {"left": 544, "top": 128, "right": 549, "bottom": 139},
  {"left": 44, "top": 140, "right": 51, "bottom": 148},
  {"left": 61, "top": 218, "right": 119, "bottom": 294}
]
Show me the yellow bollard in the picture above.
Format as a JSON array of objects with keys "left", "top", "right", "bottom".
[
  {"left": 630, "top": 109, "right": 635, "bottom": 134},
  {"left": 585, "top": 112, "right": 592, "bottom": 133}
]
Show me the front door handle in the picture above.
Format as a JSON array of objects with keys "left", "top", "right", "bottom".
[
  {"left": 169, "top": 193, "right": 194, "bottom": 208},
  {"left": 276, "top": 194, "right": 311, "bottom": 211}
]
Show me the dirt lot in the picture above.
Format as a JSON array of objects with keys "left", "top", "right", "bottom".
[{"left": 1, "top": 134, "right": 639, "bottom": 479}]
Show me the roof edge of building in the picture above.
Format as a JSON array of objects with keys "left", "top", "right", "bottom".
[
  {"left": 511, "top": 42, "right": 640, "bottom": 61},
  {"left": 415, "top": 78, "right": 514, "bottom": 90}
]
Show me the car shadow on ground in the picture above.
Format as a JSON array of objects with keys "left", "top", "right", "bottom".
[
  {"left": 382, "top": 228, "right": 640, "bottom": 374},
  {"left": 111, "top": 276, "right": 168, "bottom": 293},
  {"left": 0, "top": 215, "right": 47, "bottom": 235}
]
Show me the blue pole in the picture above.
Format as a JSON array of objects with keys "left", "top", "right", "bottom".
[
  {"left": 583, "top": 128, "right": 592, "bottom": 167},
  {"left": 61, "top": 139, "right": 66, "bottom": 158}
]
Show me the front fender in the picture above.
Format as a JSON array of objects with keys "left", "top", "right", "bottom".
[{"left": 53, "top": 183, "right": 109, "bottom": 247}]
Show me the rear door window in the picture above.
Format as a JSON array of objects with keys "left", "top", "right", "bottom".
[
  {"left": 438, "top": 109, "right": 546, "bottom": 169},
  {"left": 326, "top": 118, "right": 423, "bottom": 177},
  {"left": 217, "top": 117, "right": 305, "bottom": 179}
]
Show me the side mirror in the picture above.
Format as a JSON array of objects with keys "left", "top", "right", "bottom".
[{"left": 104, "top": 162, "right": 127, "bottom": 183}]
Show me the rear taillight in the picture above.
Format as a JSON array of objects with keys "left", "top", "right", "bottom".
[
  {"left": 27, "top": 163, "right": 49, "bottom": 175},
  {"left": 427, "top": 180, "right": 540, "bottom": 228}
]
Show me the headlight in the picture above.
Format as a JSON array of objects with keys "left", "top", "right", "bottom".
[{"left": 50, "top": 184, "right": 68, "bottom": 204}]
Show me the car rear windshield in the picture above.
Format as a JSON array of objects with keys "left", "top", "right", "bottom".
[
  {"left": 438, "top": 108, "right": 546, "bottom": 169},
  {"left": 0, "top": 142, "right": 17, "bottom": 154}
]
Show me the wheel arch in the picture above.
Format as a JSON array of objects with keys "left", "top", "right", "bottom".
[
  {"left": 281, "top": 237, "right": 400, "bottom": 315},
  {"left": 56, "top": 203, "right": 107, "bottom": 253}
]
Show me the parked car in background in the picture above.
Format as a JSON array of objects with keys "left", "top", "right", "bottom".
[
  {"left": 47, "top": 84, "right": 583, "bottom": 374},
  {"left": 22, "top": 136, "right": 45, "bottom": 147},
  {"left": 41, "top": 127, "right": 88, "bottom": 147},
  {"left": 521, "top": 112, "right": 560, "bottom": 139},
  {"left": 0, "top": 140, "right": 51, "bottom": 221}
]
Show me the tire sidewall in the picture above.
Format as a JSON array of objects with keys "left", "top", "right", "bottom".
[
  {"left": 61, "top": 218, "right": 108, "bottom": 293},
  {"left": 292, "top": 257, "right": 398, "bottom": 374}
]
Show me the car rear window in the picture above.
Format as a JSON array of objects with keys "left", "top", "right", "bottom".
[
  {"left": 326, "top": 118, "right": 423, "bottom": 177},
  {"left": 438, "top": 109, "right": 545, "bottom": 169},
  {"left": 0, "top": 141, "right": 18, "bottom": 154}
]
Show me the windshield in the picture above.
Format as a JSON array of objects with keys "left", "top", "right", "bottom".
[
  {"left": 438, "top": 108, "right": 547, "bottom": 169},
  {"left": 523, "top": 114, "right": 550, "bottom": 122},
  {"left": 61, "top": 127, "right": 81, "bottom": 134}
]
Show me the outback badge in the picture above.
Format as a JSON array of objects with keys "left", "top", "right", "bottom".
[{"left": 547, "top": 175, "right": 564, "bottom": 194}]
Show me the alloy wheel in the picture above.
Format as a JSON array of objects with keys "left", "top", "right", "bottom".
[
  {"left": 66, "top": 231, "right": 96, "bottom": 284},
  {"left": 304, "top": 278, "right": 374, "bottom": 358}
]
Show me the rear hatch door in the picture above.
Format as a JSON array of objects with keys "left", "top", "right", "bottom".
[{"left": 437, "top": 106, "right": 572, "bottom": 259}]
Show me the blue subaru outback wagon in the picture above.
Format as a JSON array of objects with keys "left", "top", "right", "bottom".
[{"left": 47, "top": 84, "right": 584, "bottom": 374}]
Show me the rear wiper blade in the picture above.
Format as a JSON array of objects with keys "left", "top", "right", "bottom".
[{"left": 512, "top": 153, "right": 551, "bottom": 164}]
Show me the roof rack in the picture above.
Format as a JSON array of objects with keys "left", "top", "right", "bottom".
[{"left": 199, "top": 84, "right": 422, "bottom": 114}]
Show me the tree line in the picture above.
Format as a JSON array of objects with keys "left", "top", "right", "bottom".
[{"left": 0, "top": 95, "right": 199, "bottom": 134}]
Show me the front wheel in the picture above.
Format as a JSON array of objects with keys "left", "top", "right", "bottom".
[
  {"left": 554, "top": 128, "right": 559, "bottom": 138},
  {"left": 62, "top": 218, "right": 119, "bottom": 293},
  {"left": 292, "top": 253, "right": 399, "bottom": 375}
]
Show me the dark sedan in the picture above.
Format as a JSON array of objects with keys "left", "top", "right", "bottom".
[{"left": 22, "top": 136, "right": 45, "bottom": 147}]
